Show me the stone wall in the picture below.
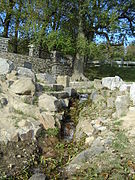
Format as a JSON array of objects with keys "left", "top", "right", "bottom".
[
  {"left": 0, "top": 51, "right": 73, "bottom": 76},
  {"left": 0, "top": 37, "right": 9, "bottom": 52}
]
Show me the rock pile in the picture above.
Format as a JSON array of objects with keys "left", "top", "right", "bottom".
[{"left": 0, "top": 58, "right": 77, "bottom": 145}]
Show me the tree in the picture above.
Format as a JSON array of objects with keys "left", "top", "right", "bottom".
[
  {"left": 125, "top": 43, "right": 135, "bottom": 61},
  {"left": 0, "top": 0, "right": 16, "bottom": 37},
  {"left": 0, "top": 0, "right": 134, "bottom": 77}
]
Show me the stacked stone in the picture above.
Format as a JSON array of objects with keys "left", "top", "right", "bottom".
[{"left": 0, "top": 37, "right": 9, "bottom": 52}]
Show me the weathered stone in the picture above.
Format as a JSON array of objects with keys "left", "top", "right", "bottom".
[
  {"left": 29, "top": 173, "right": 46, "bottom": 180},
  {"left": 10, "top": 77, "right": 35, "bottom": 95},
  {"left": 115, "top": 95, "right": 130, "bottom": 117},
  {"left": 85, "top": 136, "right": 94, "bottom": 146},
  {"left": 0, "top": 97, "right": 8, "bottom": 106},
  {"left": 64, "top": 87, "right": 78, "bottom": 97},
  {"left": 49, "top": 91, "right": 69, "bottom": 99},
  {"left": 52, "top": 84, "right": 64, "bottom": 91},
  {"left": 38, "top": 93, "right": 60, "bottom": 112},
  {"left": 90, "top": 90, "right": 99, "bottom": 102},
  {"left": 39, "top": 112, "right": 56, "bottom": 130},
  {"left": 57, "top": 75, "right": 70, "bottom": 87},
  {"left": 36, "top": 83, "right": 44, "bottom": 92},
  {"left": 75, "top": 120, "right": 94, "bottom": 140},
  {"left": 65, "top": 138, "right": 105, "bottom": 175},
  {"left": 130, "top": 83, "right": 135, "bottom": 105},
  {"left": 6, "top": 70, "right": 17, "bottom": 81},
  {"left": 100, "top": 90, "right": 112, "bottom": 97},
  {"left": 102, "top": 76, "right": 123, "bottom": 90},
  {"left": 91, "top": 92, "right": 106, "bottom": 108},
  {"left": 94, "top": 79, "right": 103, "bottom": 90},
  {"left": 24, "top": 61, "right": 32, "bottom": 69},
  {"left": 8, "top": 95, "right": 40, "bottom": 118},
  {"left": 119, "top": 83, "right": 128, "bottom": 92},
  {"left": 17, "top": 67, "right": 35, "bottom": 81},
  {"left": 0, "top": 58, "right": 14, "bottom": 74},
  {"left": 107, "top": 97, "right": 115, "bottom": 108},
  {"left": 36, "top": 73, "right": 56, "bottom": 84}
]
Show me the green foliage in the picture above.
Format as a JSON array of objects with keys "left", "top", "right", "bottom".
[
  {"left": 1, "top": 0, "right": 134, "bottom": 57},
  {"left": 112, "top": 131, "right": 129, "bottom": 151},
  {"left": 43, "top": 30, "right": 75, "bottom": 55},
  {"left": 46, "top": 128, "right": 59, "bottom": 137},
  {"left": 85, "top": 65, "right": 135, "bottom": 82},
  {"left": 125, "top": 44, "right": 135, "bottom": 61},
  {"left": 76, "top": 36, "right": 88, "bottom": 56}
]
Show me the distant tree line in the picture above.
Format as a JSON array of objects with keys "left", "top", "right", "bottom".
[{"left": 0, "top": 0, "right": 135, "bottom": 76}]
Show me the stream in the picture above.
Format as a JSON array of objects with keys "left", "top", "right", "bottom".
[{"left": 0, "top": 94, "right": 89, "bottom": 179}]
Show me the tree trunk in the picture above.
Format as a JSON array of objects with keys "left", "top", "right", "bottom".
[
  {"left": 73, "top": 53, "right": 84, "bottom": 75},
  {"left": 72, "top": 2, "right": 88, "bottom": 81},
  {"left": 13, "top": 1, "right": 23, "bottom": 53},
  {"left": 3, "top": 0, "right": 15, "bottom": 38}
]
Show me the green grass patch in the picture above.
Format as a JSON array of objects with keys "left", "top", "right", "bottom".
[{"left": 85, "top": 65, "right": 135, "bottom": 82}]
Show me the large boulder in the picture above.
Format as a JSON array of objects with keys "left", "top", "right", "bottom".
[
  {"left": 0, "top": 58, "right": 14, "bottom": 75},
  {"left": 75, "top": 119, "right": 94, "bottom": 140},
  {"left": 0, "top": 109, "right": 41, "bottom": 143},
  {"left": 16, "top": 117, "right": 41, "bottom": 141},
  {"left": 38, "top": 93, "right": 61, "bottom": 112},
  {"left": 115, "top": 95, "right": 130, "bottom": 117},
  {"left": 102, "top": 76, "right": 123, "bottom": 90},
  {"left": 65, "top": 137, "right": 105, "bottom": 175},
  {"left": 29, "top": 173, "right": 46, "bottom": 180},
  {"left": 39, "top": 112, "right": 56, "bottom": 130},
  {"left": 17, "top": 67, "right": 35, "bottom": 81},
  {"left": 36, "top": 73, "right": 56, "bottom": 84},
  {"left": 9, "top": 77, "right": 35, "bottom": 95},
  {"left": 130, "top": 83, "right": 135, "bottom": 105},
  {"left": 8, "top": 95, "right": 40, "bottom": 118}
]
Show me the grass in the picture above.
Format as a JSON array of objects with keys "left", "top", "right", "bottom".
[{"left": 85, "top": 65, "right": 135, "bottom": 82}]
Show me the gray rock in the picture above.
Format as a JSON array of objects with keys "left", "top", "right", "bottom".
[
  {"left": 107, "top": 97, "right": 115, "bottom": 108},
  {"left": 29, "top": 173, "right": 46, "bottom": 180},
  {"left": 75, "top": 119, "right": 94, "bottom": 140},
  {"left": 115, "top": 95, "right": 130, "bottom": 117},
  {"left": 49, "top": 91, "right": 69, "bottom": 99},
  {"left": 38, "top": 93, "right": 62, "bottom": 112},
  {"left": 36, "top": 73, "right": 56, "bottom": 84},
  {"left": 102, "top": 76, "right": 123, "bottom": 90},
  {"left": 0, "top": 97, "right": 8, "bottom": 106},
  {"left": 17, "top": 67, "right": 35, "bottom": 81},
  {"left": 65, "top": 138, "right": 105, "bottom": 174},
  {"left": 0, "top": 58, "right": 14, "bottom": 75},
  {"left": 52, "top": 84, "right": 64, "bottom": 91},
  {"left": 64, "top": 87, "right": 78, "bottom": 97},
  {"left": 90, "top": 90, "right": 98, "bottom": 102},
  {"left": 24, "top": 61, "right": 32, "bottom": 69}
]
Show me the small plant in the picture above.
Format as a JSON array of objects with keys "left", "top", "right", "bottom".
[
  {"left": 112, "top": 131, "right": 129, "bottom": 151},
  {"left": 33, "top": 96, "right": 39, "bottom": 105},
  {"left": 42, "top": 85, "right": 54, "bottom": 92},
  {"left": 46, "top": 128, "right": 59, "bottom": 137},
  {"left": 13, "top": 109, "right": 25, "bottom": 115}
]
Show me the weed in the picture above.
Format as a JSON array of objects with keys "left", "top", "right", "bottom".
[
  {"left": 46, "top": 128, "right": 59, "bottom": 137},
  {"left": 112, "top": 131, "right": 129, "bottom": 151}
]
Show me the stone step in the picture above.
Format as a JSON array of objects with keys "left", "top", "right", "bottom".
[{"left": 47, "top": 91, "right": 69, "bottom": 99}]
